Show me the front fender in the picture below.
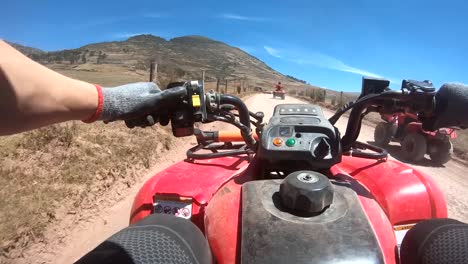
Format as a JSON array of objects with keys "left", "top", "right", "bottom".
[
  {"left": 129, "top": 156, "right": 249, "bottom": 229},
  {"left": 331, "top": 155, "right": 447, "bottom": 224}
]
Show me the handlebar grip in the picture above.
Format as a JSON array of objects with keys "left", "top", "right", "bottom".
[
  {"left": 218, "top": 131, "right": 259, "bottom": 142},
  {"left": 426, "top": 83, "right": 468, "bottom": 130}
]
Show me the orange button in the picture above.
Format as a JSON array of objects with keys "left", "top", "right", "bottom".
[{"left": 273, "top": 137, "right": 283, "bottom": 146}]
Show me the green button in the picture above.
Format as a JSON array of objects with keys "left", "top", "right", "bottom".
[{"left": 286, "top": 138, "right": 296, "bottom": 147}]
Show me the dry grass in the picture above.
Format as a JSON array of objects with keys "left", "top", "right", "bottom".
[
  {"left": 0, "top": 122, "right": 173, "bottom": 258},
  {"left": 0, "top": 65, "right": 177, "bottom": 260},
  {"left": 51, "top": 64, "right": 148, "bottom": 87}
]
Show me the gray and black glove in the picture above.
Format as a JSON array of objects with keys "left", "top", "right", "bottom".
[{"left": 95, "top": 82, "right": 186, "bottom": 128}]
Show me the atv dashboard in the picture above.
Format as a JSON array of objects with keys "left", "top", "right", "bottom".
[{"left": 258, "top": 104, "right": 341, "bottom": 169}]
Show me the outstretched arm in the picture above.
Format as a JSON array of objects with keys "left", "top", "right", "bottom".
[{"left": 0, "top": 40, "right": 98, "bottom": 135}]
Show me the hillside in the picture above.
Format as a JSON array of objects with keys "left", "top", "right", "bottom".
[
  {"left": 13, "top": 34, "right": 355, "bottom": 100},
  {"left": 7, "top": 41, "right": 45, "bottom": 56}
]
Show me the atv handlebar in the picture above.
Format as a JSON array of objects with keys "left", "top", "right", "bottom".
[
  {"left": 163, "top": 80, "right": 468, "bottom": 158},
  {"left": 336, "top": 82, "right": 468, "bottom": 151}
]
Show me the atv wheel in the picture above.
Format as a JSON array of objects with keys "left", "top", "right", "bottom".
[
  {"left": 401, "top": 133, "right": 427, "bottom": 162},
  {"left": 281, "top": 94, "right": 285, "bottom": 100},
  {"left": 428, "top": 139, "right": 453, "bottom": 165},
  {"left": 374, "top": 122, "right": 395, "bottom": 147}
]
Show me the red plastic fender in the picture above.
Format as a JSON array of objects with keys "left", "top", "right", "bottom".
[
  {"left": 129, "top": 156, "right": 249, "bottom": 231},
  {"left": 331, "top": 156, "right": 447, "bottom": 223}
]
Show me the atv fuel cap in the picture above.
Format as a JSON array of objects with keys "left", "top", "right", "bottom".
[{"left": 279, "top": 171, "right": 333, "bottom": 216}]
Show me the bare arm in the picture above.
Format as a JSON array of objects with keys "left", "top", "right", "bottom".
[{"left": 0, "top": 40, "right": 98, "bottom": 135}]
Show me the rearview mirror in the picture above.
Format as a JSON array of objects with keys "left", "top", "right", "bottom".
[{"left": 360, "top": 77, "right": 390, "bottom": 98}]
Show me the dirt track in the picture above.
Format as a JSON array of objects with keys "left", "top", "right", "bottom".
[{"left": 19, "top": 93, "right": 468, "bottom": 263}]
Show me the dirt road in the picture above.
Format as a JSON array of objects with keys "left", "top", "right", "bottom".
[{"left": 19, "top": 93, "right": 468, "bottom": 263}]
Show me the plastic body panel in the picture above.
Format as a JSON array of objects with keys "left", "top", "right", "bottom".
[
  {"left": 240, "top": 180, "right": 384, "bottom": 264},
  {"left": 129, "top": 156, "right": 249, "bottom": 230},
  {"left": 129, "top": 154, "right": 447, "bottom": 264},
  {"left": 331, "top": 155, "right": 447, "bottom": 224}
]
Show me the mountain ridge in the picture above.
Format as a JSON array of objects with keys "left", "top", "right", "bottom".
[
  {"left": 10, "top": 34, "right": 299, "bottom": 86},
  {"left": 7, "top": 35, "right": 357, "bottom": 101}
]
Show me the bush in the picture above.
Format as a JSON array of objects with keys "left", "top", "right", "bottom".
[
  {"left": 287, "top": 89, "right": 297, "bottom": 95},
  {"left": 316, "top": 89, "right": 326, "bottom": 102}
]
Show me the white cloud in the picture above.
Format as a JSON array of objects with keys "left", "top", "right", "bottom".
[
  {"left": 219, "top": 14, "right": 265, "bottom": 21},
  {"left": 292, "top": 52, "right": 384, "bottom": 79},
  {"left": 264, "top": 46, "right": 281, "bottom": 58}
]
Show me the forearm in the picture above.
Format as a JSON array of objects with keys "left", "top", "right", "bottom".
[{"left": 0, "top": 40, "right": 98, "bottom": 135}]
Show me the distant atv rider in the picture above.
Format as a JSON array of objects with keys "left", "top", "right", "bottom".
[{"left": 275, "top": 81, "right": 284, "bottom": 91}]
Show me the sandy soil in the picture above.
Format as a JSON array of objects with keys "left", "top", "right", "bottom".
[{"left": 17, "top": 93, "right": 468, "bottom": 263}]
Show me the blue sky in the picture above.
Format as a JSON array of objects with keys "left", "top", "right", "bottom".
[{"left": 2, "top": 0, "right": 467, "bottom": 92}]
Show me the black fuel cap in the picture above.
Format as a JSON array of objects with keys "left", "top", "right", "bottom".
[{"left": 279, "top": 171, "right": 333, "bottom": 216}]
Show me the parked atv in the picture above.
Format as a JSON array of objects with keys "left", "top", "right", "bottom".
[
  {"left": 273, "top": 89, "right": 286, "bottom": 100},
  {"left": 373, "top": 80, "right": 457, "bottom": 165},
  {"left": 124, "top": 78, "right": 468, "bottom": 264}
]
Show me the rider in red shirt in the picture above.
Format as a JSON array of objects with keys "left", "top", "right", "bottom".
[{"left": 275, "top": 81, "right": 284, "bottom": 91}]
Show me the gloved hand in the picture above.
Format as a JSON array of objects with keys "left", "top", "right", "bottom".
[{"left": 87, "top": 82, "right": 186, "bottom": 128}]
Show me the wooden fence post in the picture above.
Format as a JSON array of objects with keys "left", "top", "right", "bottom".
[
  {"left": 149, "top": 61, "right": 158, "bottom": 82},
  {"left": 202, "top": 70, "right": 205, "bottom": 88}
]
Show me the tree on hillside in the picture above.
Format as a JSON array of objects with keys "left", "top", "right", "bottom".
[
  {"left": 286, "top": 74, "right": 307, "bottom": 84},
  {"left": 215, "top": 62, "right": 235, "bottom": 92}
]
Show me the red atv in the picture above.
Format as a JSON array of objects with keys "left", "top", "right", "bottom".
[
  {"left": 373, "top": 80, "right": 457, "bottom": 165},
  {"left": 85, "top": 79, "right": 468, "bottom": 263},
  {"left": 273, "top": 82, "right": 286, "bottom": 100},
  {"left": 375, "top": 112, "right": 457, "bottom": 164}
]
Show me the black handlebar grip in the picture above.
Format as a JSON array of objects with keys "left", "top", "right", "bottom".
[{"left": 426, "top": 83, "right": 468, "bottom": 130}]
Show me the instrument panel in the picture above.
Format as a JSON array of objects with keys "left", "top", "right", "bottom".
[{"left": 258, "top": 104, "right": 341, "bottom": 169}]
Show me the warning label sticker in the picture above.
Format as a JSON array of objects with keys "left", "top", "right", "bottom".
[{"left": 153, "top": 195, "right": 193, "bottom": 219}]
